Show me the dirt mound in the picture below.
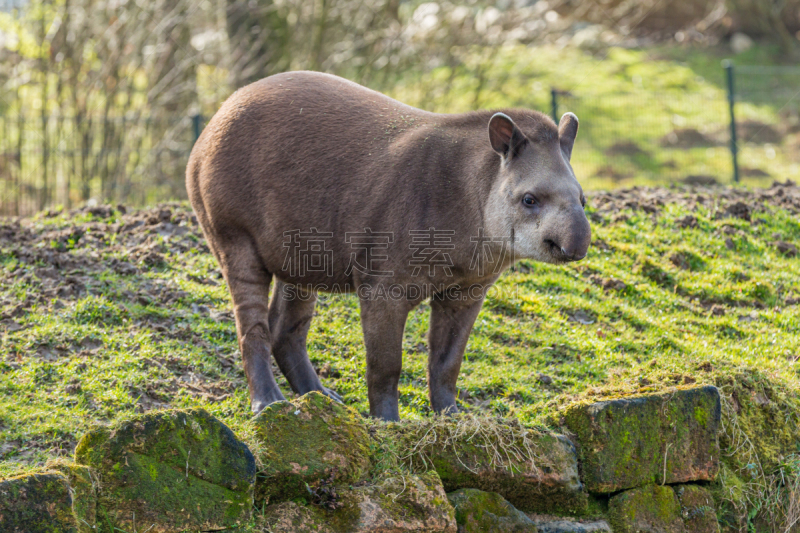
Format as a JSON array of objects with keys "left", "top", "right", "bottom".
[
  {"left": 737, "top": 120, "right": 783, "bottom": 145},
  {"left": 604, "top": 141, "right": 649, "bottom": 157},
  {"left": 588, "top": 180, "right": 800, "bottom": 219},
  {"left": 660, "top": 128, "right": 721, "bottom": 148},
  {"left": 0, "top": 203, "right": 207, "bottom": 321}
]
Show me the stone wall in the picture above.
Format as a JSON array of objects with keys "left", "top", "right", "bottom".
[{"left": 0, "top": 385, "right": 722, "bottom": 532}]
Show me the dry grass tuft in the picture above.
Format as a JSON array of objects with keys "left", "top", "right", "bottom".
[{"left": 370, "top": 413, "right": 546, "bottom": 479}]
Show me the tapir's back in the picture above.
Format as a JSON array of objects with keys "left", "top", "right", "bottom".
[{"left": 186, "top": 71, "right": 462, "bottom": 285}]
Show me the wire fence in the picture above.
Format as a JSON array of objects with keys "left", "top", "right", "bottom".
[
  {"left": 553, "top": 63, "right": 800, "bottom": 189},
  {"left": 0, "top": 114, "right": 196, "bottom": 216},
  {"left": 1, "top": 65, "right": 799, "bottom": 216}
]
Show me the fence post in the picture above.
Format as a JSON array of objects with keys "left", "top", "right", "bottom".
[
  {"left": 550, "top": 89, "right": 559, "bottom": 124},
  {"left": 724, "top": 61, "right": 740, "bottom": 184},
  {"left": 192, "top": 113, "right": 203, "bottom": 145}
]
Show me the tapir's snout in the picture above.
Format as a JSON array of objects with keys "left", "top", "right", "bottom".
[{"left": 545, "top": 206, "right": 592, "bottom": 263}]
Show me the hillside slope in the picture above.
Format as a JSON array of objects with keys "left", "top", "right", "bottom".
[{"left": 1, "top": 182, "right": 800, "bottom": 527}]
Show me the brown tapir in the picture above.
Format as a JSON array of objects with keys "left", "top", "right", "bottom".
[{"left": 186, "top": 71, "right": 590, "bottom": 421}]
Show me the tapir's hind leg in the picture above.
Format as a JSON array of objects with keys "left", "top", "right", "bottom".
[
  {"left": 268, "top": 280, "right": 342, "bottom": 402},
  {"left": 218, "top": 239, "right": 286, "bottom": 413}
]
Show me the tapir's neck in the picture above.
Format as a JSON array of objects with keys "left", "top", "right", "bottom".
[{"left": 396, "top": 115, "right": 514, "bottom": 275}]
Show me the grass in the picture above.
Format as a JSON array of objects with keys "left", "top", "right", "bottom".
[
  {"left": 0, "top": 186, "right": 799, "bottom": 528},
  {"left": 385, "top": 43, "right": 800, "bottom": 190}
]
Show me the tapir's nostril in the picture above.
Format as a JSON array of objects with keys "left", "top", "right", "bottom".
[{"left": 560, "top": 246, "right": 587, "bottom": 261}]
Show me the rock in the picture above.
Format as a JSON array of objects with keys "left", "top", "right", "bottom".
[
  {"left": 674, "top": 485, "right": 719, "bottom": 533},
  {"left": 533, "top": 519, "right": 611, "bottom": 533},
  {"left": 262, "top": 471, "right": 457, "bottom": 533},
  {"left": 75, "top": 408, "right": 255, "bottom": 533},
  {"left": 564, "top": 386, "right": 721, "bottom": 493},
  {"left": 447, "top": 488, "right": 537, "bottom": 532},
  {"left": 253, "top": 391, "right": 371, "bottom": 504},
  {"left": 375, "top": 417, "right": 586, "bottom": 514},
  {"left": 0, "top": 472, "right": 77, "bottom": 532},
  {"left": 353, "top": 472, "right": 457, "bottom": 532},
  {"left": 47, "top": 461, "right": 98, "bottom": 532},
  {"left": 608, "top": 485, "right": 684, "bottom": 533},
  {"left": 261, "top": 501, "right": 334, "bottom": 533}
]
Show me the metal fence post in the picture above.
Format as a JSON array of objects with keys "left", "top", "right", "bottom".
[
  {"left": 550, "top": 89, "right": 559, "bottom": 124},
  {"left": 192, "top": 113, "right": 203, "bottom": 145},
  {"left": 724, "top": 61, "right": 740, "bottom": 184}
]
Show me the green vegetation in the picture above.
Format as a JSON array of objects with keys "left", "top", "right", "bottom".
[
  {"left": 2, "top": 33, "right": 799, "bottom": 213},
  {"left": 252, "top": 391, "right": 371, "bottom": 504},
  {"left": 387, "top": 43, "right": 799, "bottom": 190},
  {"left": 1, "top": 183, "right": 800, "bottom": 529}
]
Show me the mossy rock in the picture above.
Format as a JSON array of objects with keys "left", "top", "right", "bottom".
[
  {"left": 260, "top": 501, "right": 335, "bottom": 533},
  {"left": 564, "top": 385, "right": 720, "bottom": 493},
  {"left": 533, "top": 519, "right": 611, "bottom": 533},
  {"left": 262, "top": 471, "right": 456, "bottom": 533},
  {"left": 708, "top": 371, "right": 800, "bottom": 531},
  {"left": 46, "top": 460, "right": 99, "bottom": 533},
  {"left": 253, "top": 391, "right": 371, "bottom": 504},
  {"left": 708, "top": 463, "right": 747, "bottom": 532},
  {"left": 0, "top": 472, "right": 77, "bottom": 532},
  {"left": 74, "top": 407, "right": 255, "bottom": 532},
  {"left": 674, "top": 485, "right": 718, "bottom": 533},
  {"left": 607, "top": 484, "right": 684, "bottom": 533},
  {"left": 352, "top": 471, "right": 456, "bottom": 532},
  {"left": 715, "top": 371, "right": 800, "bottom": 473},
  {"left": 447, "top": 488, "right": 537, "bottom": 532},
  {"left": 374, "top": 417, "right": 587, "bottom": 515}
]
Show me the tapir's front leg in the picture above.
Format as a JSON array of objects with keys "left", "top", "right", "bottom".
[
  {"left": 359, "top": 295, "right": 411, "bottom": 421},
  {"left": 427, "top": 294, "right": 485, "bottom": 414}
]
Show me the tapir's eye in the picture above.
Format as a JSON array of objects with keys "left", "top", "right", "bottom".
[
  {"left": 522, "top": 194, "right": 537, "bottom": 207},
  {"left": 580, "top": 196, "right": 586, "bottom": 208}
]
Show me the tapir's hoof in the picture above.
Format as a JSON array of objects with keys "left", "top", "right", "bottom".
[
  {"left": 251, "top": 391, "right": 288, "bottom": 415},
  {"left": 322, "top": 387, "right": 343, "bottom": 403}
]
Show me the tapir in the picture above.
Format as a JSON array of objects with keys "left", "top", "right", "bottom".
[{"left": 186, "top": 71, "right": 591, "bottom": 421}]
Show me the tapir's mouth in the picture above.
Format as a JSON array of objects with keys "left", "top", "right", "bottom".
[{"left": 544, "top": 239, "right": 588, "bottom": 263}]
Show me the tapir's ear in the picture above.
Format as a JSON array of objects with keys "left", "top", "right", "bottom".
[
  {"left": 558, "top": 112, "right": 579, "bottom": 161},
  {"left": 488, "top": 113, "right": 528, "bottom": 159}
]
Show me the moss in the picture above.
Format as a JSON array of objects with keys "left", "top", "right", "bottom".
[
  {"left": 260, "top": 501, "right": 335, "bottom": 533},
  {"left": 694, "top": 405, "right": 710, "bottom": 427},
  {"left": 607, "top": 485, "right": 683, "bottom": 533},
  {"left": 0, "top": 472, "right": 77, "bottom": 532},
  {"left": 447, "top": 488, "right": 536, "bottom": 532},
  {"left": 372, "top": 414, "right": 588, "bottom": 515},
  {"left": 709, "top": 463, "right": 747, "bottom": 531},
  {"left": 709, "top": 370, "right": 800, "bottom": 531},
  {"left": 261, "top": 471, "right": 455, "bottom": 533},
  {"left": 252, "top": 391, "right": 371, "bottom": 505},
  {"left": 74, "top": 408, "right": 255, "bottom": 532},
  {"left": 714, "top": 371, "right": 800, "bottom": 474},
  {"left": 674, "top": 485, "right": 719, "bottom": 533},
  {"left": 46, "top": 460, "right": 99, "bottom": 533},
  {"left": 563, "top": 385, "right": 721, "bottom": 493},
  {"left": 364, "top": 471, "right": 455, "bottom": 527}
]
